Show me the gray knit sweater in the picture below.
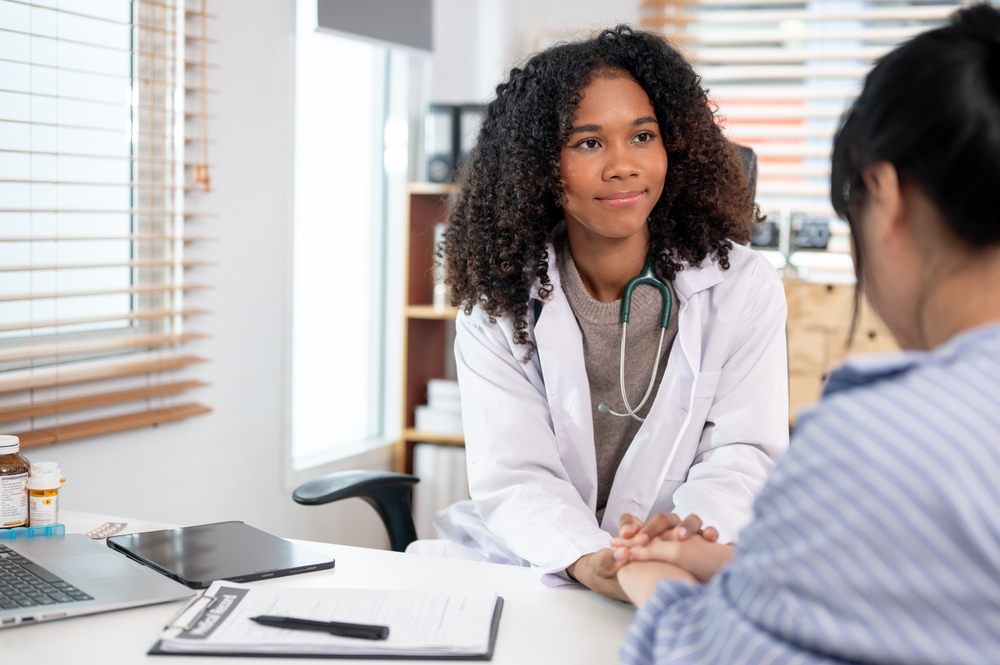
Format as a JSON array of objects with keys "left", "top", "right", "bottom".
[{"left": 555, "top": 238, "right": 679, "bottom": 522}]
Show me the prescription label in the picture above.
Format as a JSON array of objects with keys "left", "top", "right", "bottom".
[
  {"left": 29, "top": 492, "right": 58, "bottom": 527},
  {"left": 1, "top": 473, "right": 28, "bottom": 527}
]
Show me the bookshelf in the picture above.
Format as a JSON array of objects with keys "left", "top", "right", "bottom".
[{"left": 396, "top": 183, "right": 464, "bottom": 474}]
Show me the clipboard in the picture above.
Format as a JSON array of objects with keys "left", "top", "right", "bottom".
[
  {"left": 148, "top": 598, "right": 503, "bottom": 660},
  {"left": 148, "top": 583, "right": 504, "bottom": 661}
]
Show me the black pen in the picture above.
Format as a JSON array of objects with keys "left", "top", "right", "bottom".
[{"left": 251, "top": 615, "right": 389, "bottom": 640}]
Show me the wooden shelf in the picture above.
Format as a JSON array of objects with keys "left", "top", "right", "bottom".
[
  {"left": 406, "top": 305, "right": 458, "bottom": 320},
  {"left": 403, "top": 428, "right": 465, "bottom": 446},
  {"left": 406, "top": 182, "right": 459, "bottom": 196},
  {"left": 398, "top": 185, "right": 463, "bottom": 473}
]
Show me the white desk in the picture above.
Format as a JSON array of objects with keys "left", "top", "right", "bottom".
[{"left": 0, "top": 511, "right": 635, "bottom": 664}]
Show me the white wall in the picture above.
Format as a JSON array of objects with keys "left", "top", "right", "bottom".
[
  {"left": 431, "top": 0, "right": 642, "bottom": 104},
  {"left": 43, "top": 0, "right": 392, "bottom": 549}
]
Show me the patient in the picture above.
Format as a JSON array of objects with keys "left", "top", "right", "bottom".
[{"left": 610, "top": 4, "right": 1000, "bottom": 663}]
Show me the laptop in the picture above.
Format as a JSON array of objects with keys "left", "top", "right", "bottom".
[
  {"left": 0, "top": 535, "right": 195, "bottom": 629},
  {"left": 106, "top": 521, "right": 336, "bottom": 589}
]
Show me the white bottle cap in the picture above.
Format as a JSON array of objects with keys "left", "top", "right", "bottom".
[
  {"left": 26, "top": 463, "right": 62, "bottom": 490},
  {"left": 0, "top": 435, "right": 19, "bottom": 454}
]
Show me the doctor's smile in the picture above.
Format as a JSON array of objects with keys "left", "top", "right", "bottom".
[{"left": 595, "top": 190, "right": 646, "bottom": 208}]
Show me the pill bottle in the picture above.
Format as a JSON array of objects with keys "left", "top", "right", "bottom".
[
  {"left": 27, "top": 462, "right": 64, "bottom": 527},
  {"left": 0, "top": 436, "right": 30, "bottom": 529}
]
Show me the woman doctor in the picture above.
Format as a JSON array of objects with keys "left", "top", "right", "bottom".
[{"left": 411, "top": 26, "right": 788, "bottom": 601}]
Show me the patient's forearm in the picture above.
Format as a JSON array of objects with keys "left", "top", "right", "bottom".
[{"left": 617, "top": 561, "right": 697, "bottom": 606}]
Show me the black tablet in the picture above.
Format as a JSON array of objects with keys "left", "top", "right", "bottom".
[{"left": 107, "top": 521, "right": 336, "bottom": 589}]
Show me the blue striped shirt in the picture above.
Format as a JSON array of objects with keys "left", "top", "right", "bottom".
[{"left": 621, "top": 322, "right": 1000, "bottom": 664}]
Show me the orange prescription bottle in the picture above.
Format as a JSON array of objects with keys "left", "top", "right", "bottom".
[
  {"left": 0, "top": 435, "right": 30, "bottom": 529},
  {"left": 27, "top": 462, "right": 64, "bottom": 527}
]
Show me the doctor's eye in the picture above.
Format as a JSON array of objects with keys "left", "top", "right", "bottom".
[{"left": 573, "top": 138, "right": 601, "bottom": 150}]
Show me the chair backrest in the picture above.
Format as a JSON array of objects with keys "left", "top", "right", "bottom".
[{"left": 733, "top": 142, "right": 758, "bottom": 202}]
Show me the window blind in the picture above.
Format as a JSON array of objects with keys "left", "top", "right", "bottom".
[
  {"left": 641, "top": 0, "right": 971, "bottom": 216},
  {"left": 0, "top": 0, "right": 214, "bottom": 448}
]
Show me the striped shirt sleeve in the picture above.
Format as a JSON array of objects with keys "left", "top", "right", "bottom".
[{"left": 621, "top": 332, "right": 1000, "bottom": 664}]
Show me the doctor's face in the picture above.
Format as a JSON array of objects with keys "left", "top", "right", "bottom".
[{"left": 558, "top": 72, "right": 667, "bottom": 244}]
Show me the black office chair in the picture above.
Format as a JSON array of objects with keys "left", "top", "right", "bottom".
[
  {"left": 734, "top": 142, "right": 758, "bottom": 201},
  {"left": 293, "top": 470, "right": 420, "bottom": 552},
  {"left": 734, "top": 143, "right": 777, "bottom": 250}
]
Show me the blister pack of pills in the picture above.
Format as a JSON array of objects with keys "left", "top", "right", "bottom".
[{"left": 85, "top": 522, "right": 128, "bottom": 539}]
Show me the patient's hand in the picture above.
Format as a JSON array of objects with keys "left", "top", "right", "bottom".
[
  {"left": 628, "top": 535, "right": 733, "bottom": 583},
  {"left": 612, "top": 512, "right": 719, "bottom": 548},
  {"left": 616, "top": 561, "right": 697, "bottom": 606}
]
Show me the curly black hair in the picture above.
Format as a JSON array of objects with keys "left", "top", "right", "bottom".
[{"left": 444, "top": 24, "right": 758, "bottom": 357}]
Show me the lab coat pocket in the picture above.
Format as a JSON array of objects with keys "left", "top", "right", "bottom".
[
  {"left": 693, "top": 371, "right": 722, "bottom": 400},
  {"left": 679, "top": 371, "right": 721, "bottom": 413}
]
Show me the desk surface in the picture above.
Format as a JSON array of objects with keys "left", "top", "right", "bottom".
[{"left": 0, "top": 511, "right": 635, "bottom": 664}]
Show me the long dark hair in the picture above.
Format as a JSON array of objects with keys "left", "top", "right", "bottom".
[
  {"left": 444, "top": 25, "right": 757, "bottom": 358},
  {"left": 832, "top": 3, "right": 1000, "bottom": 328}
]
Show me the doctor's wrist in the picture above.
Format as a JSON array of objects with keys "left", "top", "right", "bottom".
[
  {"left": 567, "top": 551, "right": 630, "bottom": 602},
  {"left": 566, "top": 558, "right": 581, "bottom": 582}
]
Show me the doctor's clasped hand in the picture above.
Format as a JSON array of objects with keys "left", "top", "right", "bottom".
[
  {"left": 612, "top": 511, "right": 720, "bottom": 549},
  {"left": 561, "top": 513, "right": 707, "bottom": 602},
  {"left": 612, "top": 511, "right": 734, "bottom": 606}
]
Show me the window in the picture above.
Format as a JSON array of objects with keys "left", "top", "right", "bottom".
[
  {"left": 290, "top": 0, "right": 427, "bottom": 468},
  {"left": 0, "top": 1, "right": 133, "bottom": 341},
  {"left": 0, "top": 0, "right": 213, "bottom": 447},
  {"left": 642, "top": 0, "right": 970, "bottom": 216}
]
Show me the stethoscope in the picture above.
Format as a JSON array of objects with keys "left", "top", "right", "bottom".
[{"left": 596, "top": 252, "right": 673, "bottom": 423}]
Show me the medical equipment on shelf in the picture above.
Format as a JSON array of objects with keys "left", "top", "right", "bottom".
[{"left": 597, "top": 253, "right": 673, "bottom": 423}]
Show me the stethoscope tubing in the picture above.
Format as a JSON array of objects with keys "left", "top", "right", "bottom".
[
  {"left": 601, "top": 251, "right": 673, "bottom": 423},
  {"left": 602, "top": 323, "right": 667, "bottom": 423}
]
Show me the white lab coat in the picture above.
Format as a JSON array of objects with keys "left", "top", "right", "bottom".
[{"left": 429, "top": 241, "right": 789, "bottom": 585}]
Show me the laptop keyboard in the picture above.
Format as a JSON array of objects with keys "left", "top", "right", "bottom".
[{"left": 0, "top": 544, "right": 92, "bottom": 610}]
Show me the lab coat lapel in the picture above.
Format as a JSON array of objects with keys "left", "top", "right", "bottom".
[
  {"left": 600, "top": 260, "right": 723, "bottom": 533},
  {"left": 532, "top": 249, "right": 599, "bottom": 512}
]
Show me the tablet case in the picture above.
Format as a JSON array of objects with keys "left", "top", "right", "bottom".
[
  {"left": 107, "top": 521, "right": 336, "bottom": 589},
  {"left": 147, "top": 597, "right": 504, "bottom": 661}
]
